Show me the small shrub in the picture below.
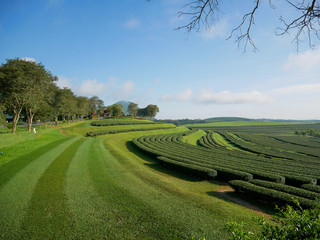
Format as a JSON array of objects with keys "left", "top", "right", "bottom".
[{"left": 226, "top": 200, "right": 320, "bottom": 240}]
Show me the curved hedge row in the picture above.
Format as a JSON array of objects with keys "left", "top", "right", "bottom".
[
  {"left": 301, "top": 184, "right": 320, "bottom": 193},
  {"left": 250, "top": 179, "right": 320, "bottom": 200},
  {"left": 283, "top": 175, "right": 317, "bottom": 187},
  {"left": 131, "top": 130, "right": 320, "bottom": 205},
  {"left": 157, "top": 156, "right": 217, "bottom": 180},
  {"left": 86, "top": 127, "right": 175, "bottom": 137},
  {"left": 229, "top": 180, "right": 316, "bottom": 208}
]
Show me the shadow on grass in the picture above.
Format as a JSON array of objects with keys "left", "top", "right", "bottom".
[
  {"left": 207, "top": 190, "right": 275, "bottom": 216},
  {"left": 126, "top": 141, "right": 275, "bottom": 216},
  {"left": 125, "top": 141, "right": 202, "bottom": 182}
]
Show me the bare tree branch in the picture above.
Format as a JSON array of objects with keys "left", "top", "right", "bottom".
[
  {"left": 175, "top": 0, "right": 320, "bottom": 51},
  {"left": 277, "top": 0, "right": 320, "bottom": 49},
  {"left": 176, "top": 0, "right": 221, "bottom": 31},
  {"left": 228, "top": 0, "right": 260, "bottom": 53}
]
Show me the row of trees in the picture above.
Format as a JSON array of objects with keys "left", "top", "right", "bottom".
[
  {"left": 0, "top": 59, "right": 105, "bottom": 133},
  {"left": 105, "top": 102, "right": 159, "bottom": 119}
]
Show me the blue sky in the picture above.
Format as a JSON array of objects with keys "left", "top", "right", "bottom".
[{"left": 1, "top": 0, "right": 320, "bottom": 119}]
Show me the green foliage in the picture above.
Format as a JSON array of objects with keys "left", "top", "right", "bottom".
[
  {"left": 108, "top": 104, "right": 124, "bottom": 117},
  {"left": 89, "top": 96, "right": 104, "bottom": 117},
  {"left": 86, "top": 126, "right": 175, "bottom": 137},
  {"left": 226, "top": 221, "right": 254, "bottom": 240},
  {"left": 250, "top": 179, "right": 320, "bottom": 200},
  {"left": 91, "top": 120, "right": 157, "bottom": 126},
  {"left": 0, "top": 59, "right": 56, "bottom": 133},
  {"left": 0, "top": 104, "right": 6, "bottom": 126},
  {"left": 302, "top": 184, "right": 320, "bottom": 194},
  {"left": 127, "top": 102, "right": 138, "bottom": 118},
  {"left": 228, "top": 180, "right": 316, "bottom": 208},
  {"left": 227, "top": 201, "right": 320, "bottom": 240},
  {"left": 157, "top": 156, "right": 218, "bottom": 180},
  {"left": 296, "top": 129, "right": 320, "bottom": 138},
  {"left": 284, "top": 175, "right": 317, "bottom": 187},
  {"left": 137, "top": 104, "right": 159, "bottom": 119}
]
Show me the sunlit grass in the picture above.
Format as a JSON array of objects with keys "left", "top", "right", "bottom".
[
  {"left": 182, "top": 130, "right": 207, "bottom": 145},
  {"left": 0, "top": 120, "right": 267, "bottom": 239}
]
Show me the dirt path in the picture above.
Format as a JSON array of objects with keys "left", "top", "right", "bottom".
[
  {"left": 50, "top": 126, "right": 67, "bottom": 135},
  {"left": 215, "top": 186, "right": 272, "bottom": 219}
]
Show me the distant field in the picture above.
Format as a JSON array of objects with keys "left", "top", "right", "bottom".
[{"left": 184, "top": 120, "right": 310, "bottom": 127}]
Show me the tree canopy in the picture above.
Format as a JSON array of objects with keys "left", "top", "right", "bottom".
[
  {"left": 127, "top": 102, "right": 139, "bottom": 119},
  {"left": 0, "top": 58, "right": 105, "bottom": 133},
  {"left": 0, "top": 59, "right": 57, "bottom": 133}
]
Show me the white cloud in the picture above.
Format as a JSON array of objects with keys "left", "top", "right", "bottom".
[
  {"left": 78, "top": 79, "right": 109, "bottom": 96},
  {"left": 273, "top": 83, "right": 320, "bottom": 94},
  {"left": 21, "top": 57, "right": 36, "bottom": 62},
  {"left": 195, "top": 89, "right": 270, "bottom": 104},
  {"left": 121, "top": 80, "right": 136, "bottom": 95},
  {"left": 200, "top": 19, "right": 228, "bottom": 40},
  {"left": 283, "top": 47, "right": 320, "bottom": 72},
  {"left": 57, "top": 76, "right": 73, "bottom": 89},
  {"left": 125, "top": 18, "right": 141, "bottom": 29},
  {"left": 177, "top": 88, "right": 193, "bottom": 101},
  {"left": 161, "top": 88, "right": 269, "bottom": 104},
  {"left": 161, "top": 88, "right": 193, "bottom": 101}
]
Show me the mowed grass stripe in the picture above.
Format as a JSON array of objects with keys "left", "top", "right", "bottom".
[
  {"left": 0, "top": 136, "right": 72, "bottom": 187},
  {"left": 87, "top": 135, "right": 233, "bottom": 239},
  {"left": 66, "top": 138, "right": 110, "bottom": 239},
  {"left": 0, "top": 136, "right": 79, "bottom": 239},
  {"left": 20, "top": 138, "right": 85, "bottom": 239},
  {"left": 87, "top": 138, "right": 177, "bottom": 239}
]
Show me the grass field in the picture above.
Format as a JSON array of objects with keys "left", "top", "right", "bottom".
[
  {"left": 184, "top": 121, "right": 310, "bottom": 128},
  {"left": 0, "top": 119, "right": 270, "bottom": 239}
]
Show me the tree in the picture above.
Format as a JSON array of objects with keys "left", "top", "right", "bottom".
[
  {"left": 23, "top": 62, "right": 57, "bottom": 131},
  {"left": 176, "top": 0, "right": 320, "bottom": 51},
  {"left": 145, "top": 104, "right": 159, "bottom": 119},
  {"left": 0, "top": 59, "right": 57, "bottom": 132},
  {"left": 89, "top": 96, "right": 104, "bottom": 117},
  {"left": 127, "top": 102, "right": 138, "bottom": 119},
  {"left": 52, "top": 87, "right": 76, "bottom": 122},
  {"left": 110, "top": 104, "right": 124, "bottom": 118},
  {"left": 0, "top": 59, "right": 54, "bottom": 133},
  {"left": 76, "top": 96, "right": 90, "bottom": 120}
]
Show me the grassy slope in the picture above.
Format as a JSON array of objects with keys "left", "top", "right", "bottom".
[
  {"left": 0, "top": 127, "right": 68, "bottom": 166},
  {"left": 0, "top": 121, "right": 264, "bottom": 239}
]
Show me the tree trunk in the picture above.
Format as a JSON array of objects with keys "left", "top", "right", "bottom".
[
  {"left": 12, "top": 108, "right": 22, "bottom": 134},
  {"left": 26, "top": 108, "right": 35, "bottom": 132}
]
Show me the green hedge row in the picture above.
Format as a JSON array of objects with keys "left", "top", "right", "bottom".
[
  {"left": 301, "top": 184, "right": 320, "bottom": 193},
  {"left": 229, "top": 180, "right": 316, "bottom": 208},
  {"left": 284, "top": 175, "right": 317, "bottom": 187},
  {"left": 250, "top": 179, "right": 320, "bottom": 200},
  {"left": 251, "top": 172, "right": 285, "bottom": 184},
  {"left": 132, "top": 138, "right": 253, "bottom": 181},
  {"left": 86, "top": 127, "right": 175, "bottom": 137},
  {"left": 91, "top": 120, "right": 157, "bottom": 126},
  {"left": 157, "top": 156, "right": 217, "bottom": 180}
]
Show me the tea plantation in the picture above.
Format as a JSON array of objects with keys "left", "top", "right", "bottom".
[{"left": 0, "top": 119, "right": 271, "bottom": 240}]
